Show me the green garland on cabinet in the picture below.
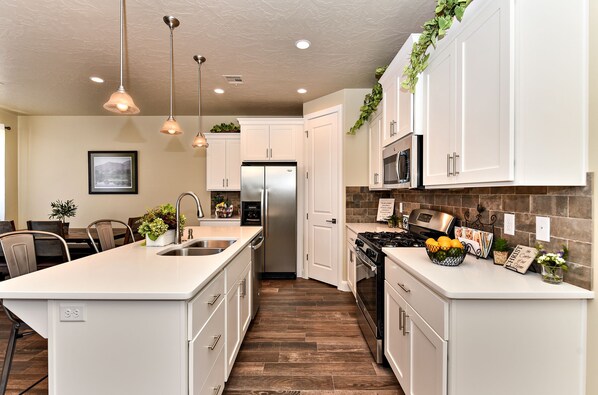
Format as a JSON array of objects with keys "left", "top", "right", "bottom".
[
  {"left": 402, "top": 0, "right": 471, "bottom": 93},
  {"left": 349, "top": 0, "right": 471, "bottom": 134},
  {"left": 348, "top": 66, "right": 387, "bottom": 135}
]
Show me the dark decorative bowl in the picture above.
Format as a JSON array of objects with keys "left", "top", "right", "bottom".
[{"left": 425, "top": 243, "right": 470, "bottom": 266}]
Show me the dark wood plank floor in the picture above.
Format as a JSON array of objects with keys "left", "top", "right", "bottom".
[
  {"left": 0, "top": 278, "right": 403, "bottom": 394},
  {"left": 224, "top": 278, "right": 404, "bottom": 395}
]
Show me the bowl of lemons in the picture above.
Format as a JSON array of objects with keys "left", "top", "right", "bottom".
[{"left": 425, "top": 236, "right": 468, "bottom": 266}]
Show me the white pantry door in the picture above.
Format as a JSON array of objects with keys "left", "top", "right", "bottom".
[{"left": 306, "top": 110, "right": 339, "bottom": 286}]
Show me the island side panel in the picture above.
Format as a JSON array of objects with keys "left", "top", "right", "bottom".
[
  {"left": 448, "top": 299, "right": 587, "bottom": 395},
  {"left": 47, "top": 300, "right": 187, "bottom": 395}
]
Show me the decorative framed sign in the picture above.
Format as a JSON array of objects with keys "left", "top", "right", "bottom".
[
  {"left": 376, "top": 198, "right": 395, "bottom": 222},
  {"left": 504, "top": 245, "right": 538, "bottom": 274},
  {"left": 88, "top": 151, "right": 138, "bottom": 194}
]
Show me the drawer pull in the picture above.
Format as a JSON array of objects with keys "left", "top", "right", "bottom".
[
  {"left": 207, "top": 334, "right": 222, "bottom": 350},
  {"left": 398, "top": 283, "right": 411, "bottom": 293},
  {"left": 207, "top": 294, "right": 221, "bottom": 306},
  {"left": 401, "top": 309, "right": 410, "bottom": 336},
  {"left": 213, "top": 384, "right": 222, "bottom": 394}
]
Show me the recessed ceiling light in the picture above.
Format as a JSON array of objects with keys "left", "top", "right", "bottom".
[
  {"left": 90, "top": 76, "right": 104, "bottom": 83},
  {"left": 297, "top": 88, "right": 307, "bottom": 94},
  {"left": 295, "top": 39, "right": 311, "bottom": 50},
  {"left": 214, "top": 88, "right": 225, "bottom": 94}
]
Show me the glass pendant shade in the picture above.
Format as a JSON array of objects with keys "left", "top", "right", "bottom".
[
  {"left": 160, "top": 117, "right": 183, "bottom": 135},
  {"left": 192, "top": 132, "right": 209, "bottom": 148},
  {"left": 104, "top": 0, "right": 139, "bottom": 115},
  {"left": 104, "top": 88, "right": 140, "bottom": 114}
]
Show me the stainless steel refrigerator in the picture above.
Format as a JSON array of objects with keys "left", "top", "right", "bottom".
[{"left": 240, "top": 163, "right": 297, "bottom": 278}]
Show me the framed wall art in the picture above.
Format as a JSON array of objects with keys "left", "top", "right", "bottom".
[{"left": 88, "top": 151, "right": 138, "bottom": 194}]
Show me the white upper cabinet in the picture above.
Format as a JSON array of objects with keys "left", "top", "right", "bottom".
[
  {"left": 205, "top": 133, "right": 241, "bottom": 191},
  {"left": 238, "top": 118, "right": 303, "bottom": 162},
  {"left": 422, "top": 0, "right": 588, "bottom": 187},
  {"left": 380, "top": 34, "right": 422, "bottom": 147},
  {"left": 368, "top": 109, "right": 385, "bottom": 189}
]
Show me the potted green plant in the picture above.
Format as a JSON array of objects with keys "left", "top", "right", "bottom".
[
  {"left": 209, "top": 122, "right": 240, "bottom": 133},
  {"left": 492, "top": 238, "right": 510, "bottom": 265},
  {"left": 535, "top": 244, "right": 568, "bottom": 284},
  {"left": 386, "top": 214, "right": 399, "bottom": 228},
  {"left": 48, "top": 199, "right": 78, "bottom": 233},
  {"left": 138, "top": 203, "right": 186, "bottom": 247}
]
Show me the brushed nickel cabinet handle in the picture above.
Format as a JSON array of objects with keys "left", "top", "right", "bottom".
[
  {"left": 453, "top": 152, "right": 460, "bottom": 176},
  {"left": 207, "top": 293, "right": 221, "bottom": 306},
  {"left": 447, "top": 154, "right": 452, "bottom": 177},
  {"left": 398, "top": 283, "right": 411, "bottom": 293},
  {"left": 266, "top": 148, "right": 269, "bottom": 158},
  {"left": 207, "top": 334, "right": 222, "bottom": 350},
  {"left": 401, "top": 309, "right": 410, "bottom": 335},
  {"left": 399, "top": 306, "right": 404, "bottom": 331}
]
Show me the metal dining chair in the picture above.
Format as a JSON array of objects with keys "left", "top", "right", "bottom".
[
  {"left": 123, "top": 216, "right": 144, "bottom": 245},
  {"left": 0, "top": 221, "right": 16, "bottom": 280},
  {"left": 86, "top": 219, "right": 135, "bottom": 253},
  {"left": 0, "top": 230, "right": 71, "bottom": 394}
]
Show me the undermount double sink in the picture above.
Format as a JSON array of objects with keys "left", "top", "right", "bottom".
[{"left": 158, "top": 239, "right": 237, "bottom": 257}]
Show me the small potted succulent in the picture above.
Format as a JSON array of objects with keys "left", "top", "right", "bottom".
[
  {"left": 492, "top": 238, "right": 510, "bottom": 265},
  {"left": 138, "top": 203, "right": 185, "bottom": 247},
  {"left": 386, "top": 214, "right": 400, "bottom": 228},
  {"left": 48, "top": 199, "right": 78, "bottom": 233}
]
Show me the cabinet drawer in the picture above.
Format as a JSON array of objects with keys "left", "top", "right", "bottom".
[
  {"left": 385, "top": 258, "right": 448, "bottom": 339},
  {"left": 188, "top": 271, "right": 225, "bottom": 340},
  {"left": 346, "top": 227, "right": 358, "bottom": 245},
  {"left": 225, "top": 246, "right": 251, "bottom": 293},
  {"left": 189, "top": 299, "right": 225, "bottom": 394},
  {"left": 200, "top": 347, "right": 225, "bottom": 395}
]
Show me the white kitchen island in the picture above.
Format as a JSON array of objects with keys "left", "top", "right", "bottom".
[
  {"left": 382, "top": 248, "right": 594, "bottom": 395},
  {"left": 0, "top": 225, "right": 262, "bottom": 395}
]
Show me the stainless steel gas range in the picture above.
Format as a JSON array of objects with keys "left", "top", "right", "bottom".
[{"left": 354, "top": 208, "right": 456, "bottom": 364}]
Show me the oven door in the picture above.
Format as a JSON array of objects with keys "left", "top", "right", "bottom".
[{"left": 355, "top": 249, "right": 379, "bottom": 333}]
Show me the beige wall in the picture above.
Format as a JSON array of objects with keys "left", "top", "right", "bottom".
[
  {"left": 0, "top": 108, "right": 18, "bottom": 223},
  {"left": 586, "top": 0, "right": 597, "bottom": 393},
  {"left": 17, "top": 115, "right": 237, "bottom": 228}
]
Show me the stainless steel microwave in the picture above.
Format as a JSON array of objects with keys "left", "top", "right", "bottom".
[{"left": 382, "top": 133, "right": 423, "bottom": 189}]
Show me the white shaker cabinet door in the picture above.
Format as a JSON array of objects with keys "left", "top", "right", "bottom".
[
  {"left": 368, "top": 110, "right": 384, "bottom": 189},
  {"left": 225, "top": 138, "right": 241, "bottom": 190},
  {"left": 406, "top": 302, "right": 447, "bottom": 395},
  {"left": 382, "top": 76, "right": 398, "bottom": 147},
  {"left": 454, "top": 0, "right": 513, "bottom": 184},
  {"left": 241, "top": 125, "right": 270, "bottom": 161},
  {"left": 225, "top": 282, "right": 240, "bottom": 379},
  {"left": 269, "top": 124, "right": 297, "bottom": 160},
  {"left": 384, "top": 282, "right": 410, "bottom": 391},
  {"left": 239, "top": 263, "right": 252, "bottom": 337},
  {"left": 206, "top": 139, "right": 228, "bottom": 191},
  {"left": 423, "top": 42, "right": 456, "bottom": 186}
]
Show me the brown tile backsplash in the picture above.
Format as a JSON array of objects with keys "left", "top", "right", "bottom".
[{"left": 346, "top": 173, "right": 594, "bottom": 290}]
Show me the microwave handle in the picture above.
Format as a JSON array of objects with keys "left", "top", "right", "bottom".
[{"left": 395, "top": 153, "right": 401, "bottom": 184}]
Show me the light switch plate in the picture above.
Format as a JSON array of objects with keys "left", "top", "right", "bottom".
[
  {"left": 536, "top": 216, "right": 551, "bottom": 242},
  {"left": 504, "top": 213, "right": 515, "bottom": 235}
]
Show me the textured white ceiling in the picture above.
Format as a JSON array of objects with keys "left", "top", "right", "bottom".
[{"left": 0, "top": 0, "right": 434, "bottom": 116}]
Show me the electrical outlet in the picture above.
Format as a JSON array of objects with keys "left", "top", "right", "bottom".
[
  {"left": 60, "top": 304, "right": 86, "bottom": 322},
  {"left": 504, "top": 213, "right": 515, "bottom": 235},
  {"left": 536, "top": 216, "right": 551, "bottom": 242}
]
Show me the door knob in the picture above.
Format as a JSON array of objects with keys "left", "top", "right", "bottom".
[{"left": 326, "top": 219, "right": 337, "bottom": 224}]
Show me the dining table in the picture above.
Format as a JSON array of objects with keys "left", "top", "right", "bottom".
[{"left": 64, "top": 227, "right": 127, "bottom": 248}]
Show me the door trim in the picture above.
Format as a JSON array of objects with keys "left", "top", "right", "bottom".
[{"left": 303, "top": 105, "right": 344, "bottom": 290}]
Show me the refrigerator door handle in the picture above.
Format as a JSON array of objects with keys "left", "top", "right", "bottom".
[
  {"left": 265, "top": 189, "right": 269, "bottom": 238},
  {"left": 260, "top": 189, "right": 265, "bottom": 235}
]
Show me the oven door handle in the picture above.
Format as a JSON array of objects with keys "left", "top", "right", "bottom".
[{"left": 356, "top": 249, "right": 377, "bottom": 274}]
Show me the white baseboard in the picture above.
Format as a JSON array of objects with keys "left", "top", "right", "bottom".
[{"left": 337, "top": 281, "right": 351, "bottom": 292}]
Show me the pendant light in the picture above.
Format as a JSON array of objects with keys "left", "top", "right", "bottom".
[
  {"left": 103, "top": 0, "right": 140, "bottom": 114},
  {"left": 192, "top": 55, "right": 209, "bottom": 148},
  {"left": 160, "top": 16, "right": 183, "bottom": 135}
]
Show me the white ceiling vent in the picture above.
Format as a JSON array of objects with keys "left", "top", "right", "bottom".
[{"left": 223, "top": 75, "right": 244, "bottom": 85}]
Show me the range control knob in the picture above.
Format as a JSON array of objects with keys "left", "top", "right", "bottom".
[{"left": 355, "top": 239, "right": 364, "bottom": 247}]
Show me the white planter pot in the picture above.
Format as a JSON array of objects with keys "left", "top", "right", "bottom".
[{"left": 145, "top": 229, "right": 175, "bottom": 247}]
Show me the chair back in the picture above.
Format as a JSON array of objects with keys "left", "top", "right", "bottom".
[
  {"left": 0, "top": 221, "right": 16, "bottom": 260},
  {"left": 87, "top": 219, "right": 135, "bottom": 253},
  {"left": 0, "top": 230, "right": 71, "bottom": 278},
  {"left": 26, "top": 221, "right": 67, "bottom": 261},
  {"left": 123, "top": 216, "right": 143, "bottom": 244}
]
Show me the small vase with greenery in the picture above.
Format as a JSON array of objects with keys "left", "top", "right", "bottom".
[
  {"left": 138, "top": 203, "right": 186, "bottom": 246},
  {"left": 535, "top": 244, "right": 568, "bottom": 284},
  {"left": 386, "top": 214, "right": 400, "bottom": 228},
  {"left": 48, "top": 199, "right": 78, "bottom": 233},
  {"left": 492, "top": 238, "right": 510, "bottom": 265}
]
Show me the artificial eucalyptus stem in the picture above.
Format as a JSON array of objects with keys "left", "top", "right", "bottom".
[{"left": 348, "top": 66, "right": 387, "bottom": 135}]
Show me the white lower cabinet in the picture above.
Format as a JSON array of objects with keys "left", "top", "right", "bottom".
[
  {"left": 225, "top": 246, "right": 252, "bottom": 379},
  {"left": 346, "top": 227, "right": 357, "bottom": 296}
]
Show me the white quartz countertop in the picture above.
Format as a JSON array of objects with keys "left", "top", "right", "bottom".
[
  {"left": 0, "top": 226, "right": 262, "bottom": 301},
  {"left": 347, "top": 223, "right": 403, "bottom": 234},
  {"left": 199, "top": 216, "right": 241, "bottom": 222},
  {"left": 383, "top": 247, "right": 594, "bottom": 300}
]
